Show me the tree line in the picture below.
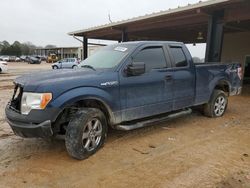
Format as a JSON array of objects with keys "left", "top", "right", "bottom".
[{"left": 0, "top": 41, "right": 56, "bottom": 56}]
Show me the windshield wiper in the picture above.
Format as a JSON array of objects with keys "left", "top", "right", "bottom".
[{"left": 81, "top": 65, "right": 96, "bottom": 71}]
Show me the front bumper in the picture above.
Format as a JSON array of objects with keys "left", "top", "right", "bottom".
[
  {"left": 5, "top": 104, "right": 61, "bottom": 138},
  {"left": 6, "top": 118, "right": 53, "bottom": 138}
]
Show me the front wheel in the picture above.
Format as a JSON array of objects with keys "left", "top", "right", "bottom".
[
  {"left": 65, "top": 108, "right": 107, "bottom": 160},
  {"left": 204, "top": 89, "right": 228, "bottom": 118},
  {"left": 52, "top": 66, "right": 58, "bottom": 69}
]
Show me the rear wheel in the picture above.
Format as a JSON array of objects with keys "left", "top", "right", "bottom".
[
  {"left": 72, "top": 65, "right": 77, "bottom": 69},
  {"left": 204, "top": 89, "right": 228, "bottom": 118},
  {"left": 0, "top": 68, "right": 2, "bottom": 73},
  {"left": 65, "top": 108, "right": 107, "bottom": 160},
  {"left": 52, "top": 66, "right": 58, "bottom": 69}
]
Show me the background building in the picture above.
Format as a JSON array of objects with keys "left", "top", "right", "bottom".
[{"left": 34, "top": 45, "right": 102, "bottom": 60}]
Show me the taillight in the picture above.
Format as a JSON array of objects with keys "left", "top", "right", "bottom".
[{"left": 237, "top": 66, "right": 243, "bottom": 80}]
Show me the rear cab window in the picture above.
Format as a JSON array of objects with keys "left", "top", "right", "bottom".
[{"left": 169, "top": 46, "right": 188, "bottom": 68}]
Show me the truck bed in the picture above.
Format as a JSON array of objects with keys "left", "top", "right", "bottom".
[{"left": 194, "top": 62, "right": 241, "bottom": 105}]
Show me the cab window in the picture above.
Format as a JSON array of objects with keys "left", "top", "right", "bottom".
[
  {"left": 169, "top": 47, "right": 188, "bottom": 67},
  {"left": 133, "top": 47, "right": 167, "bottom": 72}
]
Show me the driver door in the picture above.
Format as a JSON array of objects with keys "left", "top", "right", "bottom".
[{"left": 119, "top": 45, "right": 174, "bottom": 121}]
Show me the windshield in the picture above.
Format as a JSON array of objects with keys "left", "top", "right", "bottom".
[{"left": 79, "top": 46, "right": 129, "bottom": 69}]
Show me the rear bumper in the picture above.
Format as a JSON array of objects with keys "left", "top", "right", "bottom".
[
  {"left": 230, "top": 86, "right": 242, "bottom": 96},
  {"left": 237, "top": 86, "right": 242, "bottom": 95}
]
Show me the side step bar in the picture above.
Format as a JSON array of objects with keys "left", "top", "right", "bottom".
[{"left": 116, "top": 108, "right": 192, "bottom": 131}]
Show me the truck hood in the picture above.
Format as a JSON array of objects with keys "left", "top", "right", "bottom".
[
  {"left": 15, "top": 69, "right": 97, "bottom": 86},
  {"left": 14, "top": 69, "right": 118, "bottom": 97}
]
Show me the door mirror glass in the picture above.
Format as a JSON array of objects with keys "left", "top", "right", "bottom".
[{"left": 127, "top": 62, "right": 145, "bottom": 76}]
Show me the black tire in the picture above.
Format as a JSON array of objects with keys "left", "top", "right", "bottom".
[
  {"left": 204, "top": 89, "right": 228, "bottom": 118},
  {"left": 0, "top": 68, "right": 2, "bottom": 73},
  {"left": 52, "top": 65, "right": 58, "bottom": 69},
  {"left": 65, "top": 108, "right": 107, "bottom": 160},
  {"left": 72, "top": 65, "right": 77, "bottom": 69}
]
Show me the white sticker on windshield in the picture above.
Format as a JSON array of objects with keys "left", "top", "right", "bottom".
[{"left": 114, "top": 46, "right": 128, "bottom": 52}]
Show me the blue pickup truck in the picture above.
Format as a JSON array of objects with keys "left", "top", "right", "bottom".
[{"left": 5, "top": 41, "right": 242, "bottom": 160}]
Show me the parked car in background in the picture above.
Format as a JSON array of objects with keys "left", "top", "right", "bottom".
[
  {"left": 25, "top": 56, "right": 31, "bottom": 62},
  {"left": 15, "top": 57, "right": 21, "bottom": 62},
  {"left": 37, "top": 55, "right": 47, "bottom": 61},
  {"left": 51, "top": 58, "right": 79, "bottom": 69},
  {"left": 33, "top": 56, "right": 42, "bottom": 61},
  {"left": 27, "top": 56, "right": 41, "bottom": 64},
  {"left": 0, "top": 56, "right": 10, "bottom": 62},
  {"left": 9, "top": 56, "right": 17, "bottom": 62},
  {"left": 1, "top": 56, "right": 23, "bottom": 62},
  {"left": 0, "top": 61, "right": 8, "bottom": 73},
  {"left": 20, "top": 55, "right": 28, "bottom": 62}
]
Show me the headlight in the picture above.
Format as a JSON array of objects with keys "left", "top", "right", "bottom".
[{"left": 21, "top": 92, "right": 52, "bottom": 115}]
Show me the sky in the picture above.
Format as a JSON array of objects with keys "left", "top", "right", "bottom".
[{"left": 0, "top": 0, "right": 206, "bottom": 58}]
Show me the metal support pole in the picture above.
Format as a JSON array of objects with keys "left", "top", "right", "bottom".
[
  {"left": 61, "top": 48, "right": 63, "bottom": 59},
  {"left": 83, "top": 37, "right": 88, "bottom": 59},
  {"left": 205, "top": 10, "right": 224, "bottom": 62},
  {"left": 121, "top": 29, "right": 128, "bottom": 42}
]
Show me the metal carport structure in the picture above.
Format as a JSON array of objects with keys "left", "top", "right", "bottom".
[{"left": 68, "top": 0, "right": 250, "bottom": 65}]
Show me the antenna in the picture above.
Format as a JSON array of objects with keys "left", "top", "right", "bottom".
[{"left": 108, "top": 11, "right": 112, "bottom": 23}]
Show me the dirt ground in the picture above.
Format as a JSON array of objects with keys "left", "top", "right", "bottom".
[{"left": 0, "top": 62, "right": 250, "bottom": 188}]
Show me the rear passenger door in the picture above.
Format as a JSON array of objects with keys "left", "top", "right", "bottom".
[
  {"left": 167, "top": 44, "right": 195, "bottom": 110},
  {"left": 119, "top": 44, "right": 174, "bottom": 121}
]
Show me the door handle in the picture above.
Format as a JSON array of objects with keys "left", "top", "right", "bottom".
[{"left": 165, "top": 75, "right": 172, "bottom": 81}]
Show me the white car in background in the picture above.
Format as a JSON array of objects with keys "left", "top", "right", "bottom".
[
  {"left": 0, "top": 56, "right": 10, "bottom": 62},
  {"left": 51, "top": 58, "right": 79, "bottom": 69},
  {"left": 15, "top": 57, "right": 21, "bottom": 62},
  {"left": 0, "top": 61, "right": 8, "bottom": 73}
]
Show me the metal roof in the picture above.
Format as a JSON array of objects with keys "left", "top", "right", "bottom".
[
  {"left": 68, "top": 0, "right": 230, "bottom": 36},
  {"left": 35, "top": 47, "right": 80, "bottom": 50}
]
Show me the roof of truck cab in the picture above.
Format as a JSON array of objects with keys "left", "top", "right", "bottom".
[{"left": 114, "top": 41, "right": 184, "bottom": 45}]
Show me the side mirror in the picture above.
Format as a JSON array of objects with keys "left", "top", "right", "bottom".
[
  {"left": 58, "top": 61, "right": 62, "bottom": 64},
  {"left": 127, "top": 62, "right": 145, "bottom": 76}
]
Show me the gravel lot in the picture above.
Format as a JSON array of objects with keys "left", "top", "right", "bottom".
[{"left": 0, "top": 62, "right": 250, "bottom": 188}]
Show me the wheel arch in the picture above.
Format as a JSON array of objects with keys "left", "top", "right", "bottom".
[
  {"left": 214, "top": 79, "right": 231, "bottom": 96},
  {"left": 52, "top": 96, "right": 116, "bottom": 134},
  {"left": 210, "top": 79, "right": 231, "bottom": 99},
  {"left": 50, "top": 86, "right": 119, "bottom": 133},
  {"left": 68, "top": 97, "right": 115, "bottom": 125}
]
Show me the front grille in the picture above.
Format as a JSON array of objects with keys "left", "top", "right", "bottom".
[{"left": 9, "top": 84, "right": 23, "bottom": 112}]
